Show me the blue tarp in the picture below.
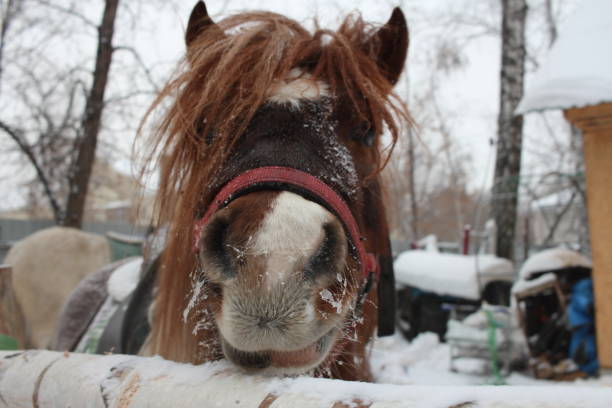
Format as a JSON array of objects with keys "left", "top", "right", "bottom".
[{"left": 568, "top": 278, "right": 599, "bottom": 375}]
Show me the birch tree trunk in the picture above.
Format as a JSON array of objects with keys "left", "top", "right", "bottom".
[
  {"left": 0, "top": 350, "right": 610, "bottom": 408},
  {"left": 490, "top": 0, "right": 527, "bottom": 261},
  {"left": 62, "top": 0, "right": 120, "bottom": 228}
]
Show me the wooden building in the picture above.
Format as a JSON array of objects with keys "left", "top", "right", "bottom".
[{"left": 517, "top": 0, "right": 612, "bottom": 371}]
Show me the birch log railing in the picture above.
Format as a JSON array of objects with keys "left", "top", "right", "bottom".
[{"left": 0, "top": 351, "right": 611, "bottom": 408}]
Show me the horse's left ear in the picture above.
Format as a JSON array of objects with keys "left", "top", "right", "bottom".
[
  {"left": 366, "top": 8, "right": 409, "bottom": 85},
  {"left": 185, "top": 1, "right": 216, "bottom": 48}
]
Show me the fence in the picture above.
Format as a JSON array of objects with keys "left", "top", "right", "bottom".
[
  {"left": 1, "top": 350, "right": 610, "bottom": 408},
  {"left": 0, "top": 218, "right": 147, "bottom": 263}
]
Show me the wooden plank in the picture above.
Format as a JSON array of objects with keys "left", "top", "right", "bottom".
[
  {"left": 565, "top": 103, "right": 612, "bottom": 131},
  {"left": 565, "top": 103, "right": 612, "bottom": 369}
]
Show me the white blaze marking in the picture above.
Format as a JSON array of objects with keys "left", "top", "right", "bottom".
[
  {"left": 252, "top": 191, "right": 332, "bottom": 285},
  {"left": 267, "top": 68, "right": 329, "bottom": 108}
]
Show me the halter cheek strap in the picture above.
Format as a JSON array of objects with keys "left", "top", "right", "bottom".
[{"left": 192, "top": 166, "right": 379, "bottom": 281}]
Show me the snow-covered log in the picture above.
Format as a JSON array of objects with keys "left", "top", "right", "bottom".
[{"left": 0, "top": 350, "right": 611, "bottom": 408}]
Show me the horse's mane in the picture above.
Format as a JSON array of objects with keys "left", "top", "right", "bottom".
[{"left": 139, "top": 11, "right": 410, "bottom": 361}]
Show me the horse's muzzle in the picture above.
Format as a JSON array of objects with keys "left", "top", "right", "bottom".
[{"left": 220, "top": 328, "right": 336, "bottom": 375}]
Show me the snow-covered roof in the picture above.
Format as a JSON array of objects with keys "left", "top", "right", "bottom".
[
  {"left": 394, "top": 251, "right": 514, "bottom": 300},
  {"left": 516, "top": 0, "right": 612, "bottom": 114},
  {"left": 511, "top": 272, "right": 557, "bottom": 295},
  {"left": 519, "top": 247, "right": 591, "bottom": 280}
]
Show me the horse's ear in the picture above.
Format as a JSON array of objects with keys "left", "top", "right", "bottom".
[
  {"left": 185, "top": 1, "right": 217, "bottom": 48},
  {"left": 366, "top": 8, "right": 409, "bottom": 85}
]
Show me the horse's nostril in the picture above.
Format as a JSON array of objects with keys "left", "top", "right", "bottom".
[{"left": 257, "top": 317, "right": 270, "bottom": 328}]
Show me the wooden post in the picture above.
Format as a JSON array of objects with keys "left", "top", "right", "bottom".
[
  {"left": 0, "top": 265, "right": 28, "bottom": 348},
  {"left": 462, "top": 225, "right": 471, "bottom": 255},
  {"left": 565, "top": 102, "right": 612, "bottom": 370}
]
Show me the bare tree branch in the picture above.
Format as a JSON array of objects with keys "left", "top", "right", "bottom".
[
  {"left": 0, "top": 0, "right": 23, "bottom": 93},
  {"left": 544, "top": 0, "right": 558, "bottom": 47},
  {"left": 31, "top": 0, "right": 97, "bottom": 29},
  {"left": 113, "top": 45, "right": 160, "bottom": 92},
  {"left": 0, "top": 120, "right": 63, "bottom": 221}
]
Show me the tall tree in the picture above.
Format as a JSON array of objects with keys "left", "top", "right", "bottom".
[
  {"left": 62, "top": 0, "right": 119, "bottom": 228},
  {"left": 0, "top": 0, "right": 126, "bottom": 227},
  {"left": 490, "top": 0, "right": 527, "bottom": 261},
  {"left": 0, "top": 0, "right": 21, "bottom": 89}
]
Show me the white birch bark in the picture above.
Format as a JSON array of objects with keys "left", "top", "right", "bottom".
[
  {"left": 491, "top": 0, "right": 527, "bottom": 261},
  {"left": 0, "top": 350, "right": 611, "bottom": 408}
]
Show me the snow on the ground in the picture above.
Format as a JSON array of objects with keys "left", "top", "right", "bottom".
[
  {"left": 370, "top": 331, "right": 611, "bottom": 388},
  {"left": 517, "top": 0, "right": 612, "bottom": 113},
  {"left": 394, "top": 251, "right": 514, "bottom": 300},
  {"left": 370, "top": 332, "right": 521, "bottom": 386}
]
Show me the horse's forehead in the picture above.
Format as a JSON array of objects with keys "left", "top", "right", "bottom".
[
  {"left": 266, "top": 69, "right": 330, "bottom": 108},
  {"left": 220, "top": 91, "right": 360, "bottom": 201}
]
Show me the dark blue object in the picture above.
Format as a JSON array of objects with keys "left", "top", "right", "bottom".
[{"left": 568, "top": 278, "right": 599, "bottom": 375}]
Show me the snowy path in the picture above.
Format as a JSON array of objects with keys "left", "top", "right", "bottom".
[{"left": 371, "top": 332, "right": 611, "bottom": 388}]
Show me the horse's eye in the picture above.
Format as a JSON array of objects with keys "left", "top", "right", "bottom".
[
  {"left": 363, "top": 128, "right": 375, "bottom": 147},
  {"left": 195, "top": 120, "right": 205, "bottom": 135},
  {"left": 195, "top": 120, "right": 214, "bottom": 145},
  {"left": 205, "top": 129, "right": 214, "bottom": 145},
  {"left": 350, "top": 122, "right": 375, "bottom": 147}
]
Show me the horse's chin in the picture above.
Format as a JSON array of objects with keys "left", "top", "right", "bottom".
[{"left": 221, "top": 328, "right": 338, "bottom": 376}]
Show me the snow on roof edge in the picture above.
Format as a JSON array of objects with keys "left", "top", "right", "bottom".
[
  {"left": 394, "top": 250, "right": 514, "bottom": 300},
  {"left": 519, "top": 247, "right": 591, "bottom": 280},
  {"left": 517, "top": 0, "right": 612, "bottom": 114},
  {"left": 516, "top": 89, "right": 612, "bottom": 115}
]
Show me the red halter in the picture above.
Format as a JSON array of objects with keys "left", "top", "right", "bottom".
[{"left": 192, "top": 166, "right": 379, "bottom": 280}]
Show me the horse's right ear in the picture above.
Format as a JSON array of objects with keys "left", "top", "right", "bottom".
[{"left": 185, "top": 1, "right": 216, "bottom": 48}]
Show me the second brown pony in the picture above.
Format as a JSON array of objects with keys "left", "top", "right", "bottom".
[{"left": 140, "top": 1, "right": 411, "bottom": 381}]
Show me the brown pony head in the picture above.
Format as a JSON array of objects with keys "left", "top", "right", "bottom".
[{"left": 141, "top": 1, "right": 410, "bottom": 379}]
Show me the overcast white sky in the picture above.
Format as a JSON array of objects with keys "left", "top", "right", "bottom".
[
  {"left": 0, "top": 0, "right": 581, "bottom": 211},
  {"left": 123, "top": 0, "right": 505, "bottom": 194},
  {"left": 129, "top": 0, "right": 581, "bottom": 196}
]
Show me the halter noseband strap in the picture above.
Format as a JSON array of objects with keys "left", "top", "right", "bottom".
[{"left": 192, "top": 166, "right": 379, "bottom": 281}]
